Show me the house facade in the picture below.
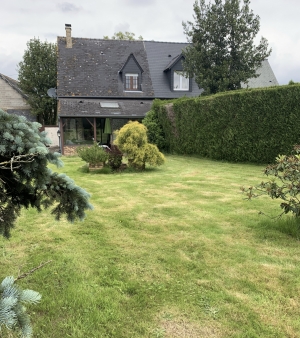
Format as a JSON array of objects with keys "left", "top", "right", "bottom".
[
  {"left": 57, "top": 24, "right": 278, "bottom": 155},
  {"left": 57, "top": 25, "right": 204, "bottom": 155},
  {"left": 0, "top": 73, "right": 35, "bottom": 122}
]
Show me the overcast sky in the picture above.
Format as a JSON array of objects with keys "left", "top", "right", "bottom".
[{"left": 0, "top": 0, "right": 299, "bottom": 85}]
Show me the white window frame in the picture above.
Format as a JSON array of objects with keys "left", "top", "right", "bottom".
[
  {"left": 173, "top": 71, "right": 189, "bottom": 91},
  {"left": 125, "top": 73, "right": 139, "bottom": 91}
]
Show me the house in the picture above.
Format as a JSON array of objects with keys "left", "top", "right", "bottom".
[
  {"left": 57, "top": 24, "right": 278, "bottom": 155},
  {"left": 0, "top": 73, "right": 35, "bottom": 122},
  {"left": 0, "top": 73, "right": 61, "bottom": 148}
]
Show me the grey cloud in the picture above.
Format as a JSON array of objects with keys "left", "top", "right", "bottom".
[
  {"left": 114, "top": 23, "right": 131, "bottom": 33},
  {"left": 57, "top": 2, "right": 81, "bottom": 13}
]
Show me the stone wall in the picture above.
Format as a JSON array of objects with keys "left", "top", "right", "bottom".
[
  {"left": 63, "top": 145, "right": 80, "bottom": 156},
  {"left": 0, "top": 77, "right": 30, "bottom": 110}
]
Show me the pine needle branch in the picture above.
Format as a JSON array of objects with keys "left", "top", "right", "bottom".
[{"left": 15, "top": 260, "right": 52, "bottom": 281}]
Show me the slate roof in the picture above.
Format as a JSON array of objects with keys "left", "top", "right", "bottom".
[
  {"left": 144, "top": 41, "right": 203, "bottom": 98},
  {"left": 57, "top": 35, "right": 278, "bottom": 118},
  {"left": 57, "top": 38, "right": 154, "bottom": 98},
  {"left": 241, "top": 60, "right": 279, "bottom": 88},
  {"left": 59, "top": 98, "right": 153, "bottom": 118}
]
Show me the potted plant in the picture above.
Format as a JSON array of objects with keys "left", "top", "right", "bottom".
[{"left": 77, "top": 143, "right": 109, "bottom": 170}]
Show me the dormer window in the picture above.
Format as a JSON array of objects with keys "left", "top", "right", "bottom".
[
  {"left": 125, "top": 73, "right": 139, "bottom": 91},
  {"left": 164, "top": 54, "right": 192, "bottom": 92},
  {"left": 173, "top": 71, "right": 189, "bottom": 91},
  {"left": 119, "top": 54, "right": 143, "bottom": 92}
]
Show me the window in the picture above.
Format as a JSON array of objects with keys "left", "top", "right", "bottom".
[
  {"left": 100, "top": 102, "right": 119, "bottom": 108},
  {"left": 125, "top": 73, "right": 139, "bottom": 91},
  {"left": 173, "top": 71, "right": 189, "bottom": 91}
]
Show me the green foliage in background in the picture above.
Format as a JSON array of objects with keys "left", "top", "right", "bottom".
[
  {"left": 142, "top": 110, "right": 167, "bottom": 151},
  {"left": 0, "top": 276, "right": 41, "bottom": 338},
  {"left": 114, "top": 121, "right": 165, "bottom": 170},
  {"left": 0, "top": 109, "right": 93, "bottom": 238},
  {"left": 18, "top": 38, "right": 57, "bottom": 125},
  {"left": 76, "top": 143, "right": 109, "bottom": 165},
  {"left": 154, "top": 84, "right": 300, "bottom": 163},
  {"left": 103, "top": 32, "right": 143, "bottom": 40},
  {"left": 183, "top": 0, "right": 271, "bottom": 95},
  {"left": 242, "top": 145, "right": 300, "bottom": 217}
]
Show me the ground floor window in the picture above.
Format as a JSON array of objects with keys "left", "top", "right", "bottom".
[{"left": 62, "top": 117, "right": 111, "bottom": 146}]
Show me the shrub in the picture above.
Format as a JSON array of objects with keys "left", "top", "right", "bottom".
[
  {"left": 114, "top": 121, "right": 165, "bottom": 170},
  {"left": 76, "top": 143, "right": 109, "bottom": 165},
  {"left": 241, "top": 145, "right": 300, "bottom": 217},
  {"left": 154, "top": 84, "right": 300, "bottom": 163},
  {"left": 142, "top": 110, "right": 166, "bottom": 151},
  {"left": 108, "top": 145, "right": 123, "bottom": 170}
]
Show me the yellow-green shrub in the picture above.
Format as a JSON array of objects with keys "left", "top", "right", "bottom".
[{"left": 114, "top": 121, "right": 165, "bottom": 169}]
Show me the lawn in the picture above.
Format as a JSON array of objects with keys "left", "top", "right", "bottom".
[{"left": 1, "top": 155, "right": 300, "bottom": 338}]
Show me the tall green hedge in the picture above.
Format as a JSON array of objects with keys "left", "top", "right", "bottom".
[{"left": 154, "top": 85, "right": 300, "bottom": 163}]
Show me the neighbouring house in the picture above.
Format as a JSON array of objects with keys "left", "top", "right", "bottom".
[
  {"left": 57, "top": 24, "right": 278, "bottom": 155},
  {"left": 0, "top": 73, "right": 61, "bottom": 148},
  {"left": 0, "top": 73, "right": 35, "bottom": 122}
]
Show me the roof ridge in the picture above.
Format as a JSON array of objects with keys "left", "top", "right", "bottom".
[{"left": 57, "top": 36, "right": 188, "bottom": 44}]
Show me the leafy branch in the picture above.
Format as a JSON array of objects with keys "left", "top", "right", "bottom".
[{"left": 241, "top": 145, "right": 300, "bottom": 218}]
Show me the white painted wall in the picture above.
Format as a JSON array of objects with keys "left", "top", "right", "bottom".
[{"left": 45, "top": 126, "right": 59, "bottom": 146}]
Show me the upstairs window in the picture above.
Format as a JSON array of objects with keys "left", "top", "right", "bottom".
[
  {"left": 125, "top": 73, "right": 139, "bottom": 91},
  {"left": 173, "top": 71, "right": 189, "bottom": 91}
]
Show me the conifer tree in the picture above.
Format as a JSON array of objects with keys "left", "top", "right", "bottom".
[
  {"left": 0, "top": 109, "right": 93, "bottom": 238},
  {"left": 0, "top": 276, "right": 41, "bottom": 337},
  {"left": 183, "top": 0, "right": 271, "bottom": 95},
  {"left": 18, "top": 38, "right": 57, "bottom": 125}
]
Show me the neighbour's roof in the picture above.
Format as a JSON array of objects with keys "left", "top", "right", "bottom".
[
  {"left": 0, "top": 73, "right": 28, "bottom": 100},
  {"left": 241, "top": 60, "right": 279, "bottom": 88}
]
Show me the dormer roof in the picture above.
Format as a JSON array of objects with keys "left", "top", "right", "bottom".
[
  {"left": 119, "top": 53, "right": 144, "bottom": 73},
  {"left": 164, "top": 54, "right": 184, "bottom": 72}
]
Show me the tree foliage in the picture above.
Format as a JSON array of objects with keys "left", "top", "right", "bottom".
[
  {"left": 114, "top": 121, "right": 165, "bottom": 170},
  {"left": 183, "top": 0, "right": 271, "bottom": 95},
  {"left": 241, "top": 145, "right": 300, "bottom": 218},
  {"left": 103, "top": 31, "right": 143, "bottom": 40},
  {"left": 142, "top": 110, "right": 166, "bottom": 151},
  {"left": 0, "top": 276, "right": 41, "bottom": 338},
  {"left": 18, "top": 38, "right": 57, "bottom": 125},
  {"left": 0, "top": 109, "right": 93, "bottom": 238}
]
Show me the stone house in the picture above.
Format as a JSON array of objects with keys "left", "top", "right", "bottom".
[{"left": 0, "top": 73, "right": 35, "bottom": 121}]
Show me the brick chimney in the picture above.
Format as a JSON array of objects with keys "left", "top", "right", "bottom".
[{"left": 65, "top": 24, "right": 72, "bottom": 48}]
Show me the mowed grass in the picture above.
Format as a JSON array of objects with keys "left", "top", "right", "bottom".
[{"left": 1, "top": 155, "right": 300, "bottom": 338}]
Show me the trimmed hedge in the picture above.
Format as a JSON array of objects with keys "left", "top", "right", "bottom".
[{"left": 154, "top": 85, "right": 300, "bottom": 163}]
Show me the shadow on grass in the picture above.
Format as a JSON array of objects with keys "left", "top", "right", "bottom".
[
  {"left": 255, "top": 216, "right": 300, "bottom": 240},
  {"left": 76, "top": 165, "right": 160, "bottom": 175}
]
